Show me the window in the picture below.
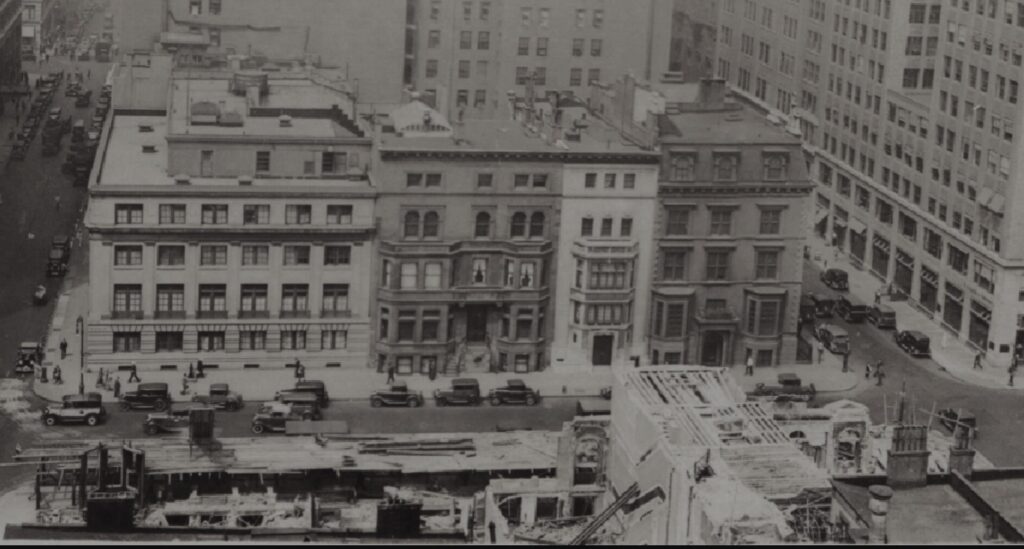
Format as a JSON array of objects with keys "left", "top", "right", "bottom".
[
  {"left": 321, "top": 152, "right": 347, "bottom": 174},
  {"left": 423, "top": 211, "right": 440, "bottom": 237},
  {"left": 240, "top": 331, "right": 266, "bottom": 351},
  {"left": 115, "top": 204, "right": 143, "bottom": 225},
  {"left": 570, "top": 68, "right": 582, "bottom": 86},
  {"left": 572, "top": 38, "right": 584, "bottom": 56},
  {"left": 591, "top": 39, "right": 602, "bottom": 56},
  {"left": 283, "top": 245, "right": 310, "bottom": 266},
  {"left": 428, "top": 30, "right": 440, "bottom": 48},
  {"left": 201, "top": 204, "right": 227, "bottom": 224},
  {"left": 516, "top": 309, "right": 534, "bottom": 340},
  {"left": 381, "top": 260, "right": 392, "bottom": 288},
  {"left": 472, "top": 258, "right": 488, "bottom": 285},
  {"left": 516, "top": 67, "right": 530, "bottom": 85},
  {"left": 159, "top": 204, "right": 186, "bottom": 224},
  {"left": 425, "top": 60, "right": 438, "bottom": 78},
  {"left": 755, "top": 250, "right": 779, "bottom": 279},
  {"left": 424, "top": 263, "right": 443, "bottom": 289},
  {"left": 529, "top": 212, "right": 545, "bottom": 238},
  {"left": 243, "top": 204, "right": 270, "bottom": 225},
  {"left": 241, "top": 245, "right": 269, "bottom": 266},
  {"left": 667, "top": 208, "right": 689, "bottom": 235},
  {"left": 520, "top": 262, "right": 536, "bottom": 288},
  {"left": 398, "top": 310, "right": 416, "bottom": 341},
  {"left": 600, "top": 218, "right": 614, "bottom": 237},
  {"left": 475, "top": 90, "right": 487, "bottom": 107},
  {"left": 422, "top": 310, "right": 441, "bottom": 341},
  {"left": 458, "top": 60, "right": 470, "bottom": 78},
  {"left": 713, "top": 153, "right": 739, "bottom": 181},
  {"left": 327, "top": 205, "right": 353, "bottom": 225},
  {"left": 621, "top": 218, "right": 633, "bottom": 237},
  {"left": 604, "top": 173, "right": 617, "bottom": 189},
  {"left": 581, "top": 217, "right": 594, "bottom": 237},
  {"left": 322, "top": 284, "right": 350, "bottom": 316},
  {"left": 759, "top": 209, "right": 782, "bottom": 234},
  {"left": 114, "top": 245, "right": 143, "bottom": 266},
  {"left": 706, "top": 250, "right": 731, "bottom": 280},
  {"left": 255, "top": 151, "right": 271, "bottom": 172},
  {"left": 157, "top": 245, "right": 185, "bottom": 266},
  {"left": 588, "top": 69, "right": 601, "bottom": 84},
  {"left": 518, "top": 37, "right": 530, "bottom": 56},
  {"left": 324, "top": 245, "right": 351, "bottom": 266},
  {"left": 189, "top": 0, "right": 201, "bottom": 15},
  {"left": 478, "top": 31, "right": 490, "bottom": 49},
  {"left": 155, "top": 285, "right": 185, "bottom": 318},
  {"left": 533, "top": 67, "right": 546, "bottom": 85},
  {"left": 199, "top": 245, "right": 227, "bottom": 266},
  {"left": 281, "top": 284, "right": 309, "bottom": 316},
  {"left": 113, "top": 333, "right": 142, "bottom": 353},
  {"left": 198, "top": 332, "right": 225, "bottom": 352},
  {"left": 401, "top": 263, "right": 418, "bottom": 289},
  {"left": 763, "top": 154, "right": 788, "bottom": 180},
  {"left": 285, "top": 205, "right": 312, "bottom": 225},
  {"left": 404, "top": 211, "right": 420, "bottom": 238},
  {"left": 663, "top": 251, "right": 688, "bottom": 280},
  {"left": 477, "top": 173, "right": 493, "bottom": 188},
  {"left": 624, "top": 173, "right": 636, "bottom": 189},
  {"left": 379, "top": 308, "right": 390, "bottom": 340},
  {"left": 474, "top": 211, "right": 491, "bottom": 238},
  {"left": 593, "top": 9, "right": 604, "bottom": 28},
  {"left": 239, "top": 284, "right": 268, "bottom": 317},
  {"left": 321, "top": 330, "right": 347, "bottom": 350},
  {"left": 460, "top": 30, "right": 472, "bottom": 49},
  {"left": 537, "top": 37, "right": 548, "bottom": 56},
  {"left": 947, "top": 244, "right": 969, "bottom": 275},
  {"left": 197, "top": 285, "right": 227, "bottom": 317},
  {"left": 746, "top": 298, "right": 780, "bottom": 336},
  {"left": 155, "top": 332, "right": 183, "bottom": 352},
  {"left": 280, "top": 330, "right": 307, "bottom": 351},
  {"left": 511, "top": 212, "right": 527, "bottom": 238},
  {"left": 709, "top": 209, "right": 733, "bottom": 235}
]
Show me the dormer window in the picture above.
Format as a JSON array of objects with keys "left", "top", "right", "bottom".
[
  {"left": 669, "top": 153, "right": 696, "bottom": 181},
  {"left": 713, "top": 152, "right": 739, "bottom": 181},
  {"left": 763, "top": 153, "right": 789, "bottom": 180}
]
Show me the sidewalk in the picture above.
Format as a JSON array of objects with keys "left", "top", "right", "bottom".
[{"left": 807, "top": 236, "right": 1013, "bottom": 390}]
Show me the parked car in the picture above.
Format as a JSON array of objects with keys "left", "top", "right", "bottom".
[
  {"left": 868, "top": 304, "right": 897, "bottom": 330},
  {"left": 807, "top": 293, "right": 835, "bottom": 319},
  {"left": 799, "top": 294, "right": 817, "bottom": 324},
  {"left": 747, "top": 374, "right": 817, "bottom": 404},
  {"left": 191, "top": 383, "right": 244, "bottom": 411},
  {"left": 274, "top": 391, "right": 322, "bottom": 420},
  {"left": 488, "top": 379, "right": 541, "bottom": 406},
  {"left": 938, "top": 408, "right": 978, "bottom": 439},
  {"left": 251, "top": 402, "right": 312, "bottom": 435},
  {"left": 820, "top": 268, "right": 850, "bottom": 291},
  {"left": 815, "top": 322, "right": 851, "bottom": 355},
  {"left": 119, "top": 382, "right": 171, "bottom": 411},
  {"left": 895, "top": 330, "right": 931, "bottom": 358},
  {"left": 433, "top": 378, "right": 481, "bottom": 406},
  {"left": 834, "top": 295, "right": 869, "bottom": 323},
  {"left": 143, "top": 406, "right": 212, "bottom": 435},
  {"left": 42, "top": 393, "right": 106, "bottom": 427},
  {"left": 370, "top": 382, "right": 425, "bottom": 408},
  {"left": 51, "top": 235, "right": 71, "bottom": 256},
  {"left": 275, "top": 380, "right": 329, "bottom": 408},
  {"left": 75, "top": 90, "right": 92, "bottom": 108},
  {"left": 65, "top": 82, "right": 81, "bottom": 97},
  {"left": 47, "top": 106, "right": 62, "bottom": 121},
  {"left": 600, "top": 386, "right": 612, "bottom": 400},
  {"left": 15, "top": 341, "right": 43, "bottom": 374},
  {"left": 46, "top": 245, "right": 69, "bottom": 276}
]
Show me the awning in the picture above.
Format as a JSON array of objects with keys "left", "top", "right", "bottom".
[
  {"left": 816, "top": 209, "right": 829, "bottom": 226},
  {"left": 154, "top": 325, "right": 189, "bottom": 333},
  {"left": 746, "top": 287, "right": 788, "bottom": 297},
  {"left": 110, "top": 325, "right": 139, "bottom": 333},
  {"left": 896, "top": 249, "right": 914, "bottom": 266},
  {"left": 873, "top": 235, "right": 891, "bottom": 252},
  {"left": 987, "top": 193, "right": 1005, "bottom": 214},
  {"left": 849, "top": 218, "right": 868, "bottom": 235},
  {"left": 921, "top": 268, "right": 939, "bottom": 285}
]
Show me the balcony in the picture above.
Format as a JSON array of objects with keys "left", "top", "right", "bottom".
[
  {"left": 695, "top": 306, "right": 739, "bottom": 325},
  {"left": 196, "top": 310, "right": 228, "bottom": 320},
  {"left": 111, "top": 311, "right": 144, "bottom": 320},
  {"left": 321, "top": 309, "right": 353, "bottom": 319},
  {"left": 280, "top": 310, "right": 311, "bottom": 319},
  {"left": 238, "top": 310, "right": 270, "bottom": 319}
]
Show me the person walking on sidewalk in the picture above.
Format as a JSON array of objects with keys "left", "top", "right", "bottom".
[
  {"left": 875, "top": 367, "right": 885, "bottom": 386},
  {"left": 866, "top": 360, "right": 872, "bottom": 379},
  {"left": 745, "top": 353, "right": 754, "bottom": 376},
  {"left": 128, "top": 362, "right": 140, "bottom": 383},
  {"left": 52, "top": 365, "right": 61, "bottom": 385},
  {"left": 113, "top": 376, "right": 121, "bottom": 398},
  {"left": 817, "top": 341, "right": 826, "bottom": 365},
  {"left": 181, "top": 373, "right": 190, "bottom": 396},
  {"left": 974, "top": 351, "right": 984, "bottom": 370},
  {"left": 295, "top": 359, "right": 305, "bottom": 382},
  {"left": 1010, "top": 360, "right": 1018, "bottom": 387},
  {"left": 197, "top": 360, "right": 205, "bottom": 379},
  {"left": 842, "top": 352, "right": 850, "bottom": 373},
  {"left": 59, "top": 338, "right": 67, "bottom": 360},
  {"left": 386, "top": 363, "right": 396, "bottom": 384},
  {"left": 874, "top": 289, "right": 882, "bottom": 305}
]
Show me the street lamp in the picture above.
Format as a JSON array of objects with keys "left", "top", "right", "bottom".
[{"left": 75, "top": 316, "right": 85, "bottom": 395}]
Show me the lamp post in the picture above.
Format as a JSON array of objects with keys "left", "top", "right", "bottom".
[{"left": 75, "top": 316, "right": 85, "bottom": 395}]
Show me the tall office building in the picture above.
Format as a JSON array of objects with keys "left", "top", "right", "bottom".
[
  {"left": 714, "top": 0, "right": 1024, "bottom": 366},
  {"left": 0, "top": 0, "right": 22, "bottom": 107},
  {"left": 20, "top": 0, "right": 53, "bottom": 60}
]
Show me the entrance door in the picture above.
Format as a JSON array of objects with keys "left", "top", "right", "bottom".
[
  {"left": 701, "top": 332, "right": 725, "bottom": 366},
  {"left": 592, "top": 335, "right": 614, "bottom": 366},
  {"left": 466, "top": 306, "right": 488, "bottom": 343},
  {"left": 200, "top": 150, "right": 213, "bottom": 177}
]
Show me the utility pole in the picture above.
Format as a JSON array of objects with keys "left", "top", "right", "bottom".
[{"left": 76, "top": 316, "right": 85, "bottom": 395}]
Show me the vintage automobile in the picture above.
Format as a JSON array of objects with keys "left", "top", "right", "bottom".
[
  {"left": 15, "top": 341, "right": 42, "bottom": 374},
  {"left": 820, "top": 268, "right": 850, "bottom": 291},
  {"left": 895, "top": 330, "right": 932, "bottom": 358},
  {"left": 488, "top": 379, "right": 541, "bottom": 406},
  {"left": 599, "top": 386, "right": 612, "bottom": 400},
  {"left": 432, "top": 378, "right": 481, "bottom": 407},
  {"left": 46, "top": 246, "right": 69, "bottom": 276},
  {"left": 834, "top": 295, "right": 869, "bottom": 323},
  {"left": 119, "top": 382, "right": 171, "bottom": 412},
  {"left": 370, "top": 382, "right": 425, "bottom": 408},
  {"left": 807, "top": 293, "right": 835, "bottom": 319},
  {"left": 275, "top": 380, "right": 329, "bottom": 408},
  {"left": 747, "top": 374, "right": 817, "bottom": 404},
  {"left": 251, "top": 402, "right": 314, "bottom": 435},
  {"left": 815, "top": 322, "right": 851, "bottom": 355},
  {"left": 868, "top": 304, "right": 898, "bottom": 329},
  {"left": 143, "top": 406, "right": 213, "bottom": 436},
  {"left": 65, "top": 82, "right": 81, "bottom": 97},
  {"left": 191, "top": 383, "right": 244, "bottom": 411},
  {"left": 75, "top": 90, "right": 92, "bottom": 108},
  {"left": 42, "top": 393, "right": 106, "bottom": 427},
  {"left": 274, "top": 390, "right": 322, "bottom": 420},
  {"left": 938, "top": 408, "right": 978, "bottom": 439}
]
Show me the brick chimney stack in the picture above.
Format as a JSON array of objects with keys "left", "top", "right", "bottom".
[
  {"left": 947, "top": 424, "right": 976, "bottom": 479},
  {"left": 868, "top": 485, "right": 894, "bottom": 544},
  {"left": 886, "top": 425, "right": 929, "bottom": 488}
]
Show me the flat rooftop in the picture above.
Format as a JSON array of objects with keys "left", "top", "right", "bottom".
[
  {"left": 659, "top": 106, "right": 802, "bottom": 146},
  {"left": 971, "top": 477, "right": 1024, "bottom": 533}
]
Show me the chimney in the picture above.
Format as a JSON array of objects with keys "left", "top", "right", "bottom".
[
  {"left": 886, "top": 425, "right": 929, "bottom": 488},
  {"left": 699, "top": 78, "right": 727, "bottom": 109},
  {"left": 867, "top": 485, "right": 894, "bottom": 544},
  {"left": 947, "top": 424, "right": 976, "bottom": 479}
]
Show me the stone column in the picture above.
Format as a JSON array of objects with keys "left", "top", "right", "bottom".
[{"left": 867, "top": 484, "right": 894, "bottom": 544}]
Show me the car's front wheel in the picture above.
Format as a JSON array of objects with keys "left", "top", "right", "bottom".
[
  {"left": 526, "top": 394, "right": 537, "bottom": 406},
  {"left": 153, "top": 399, "right": 168, "bottom": 412},
  {"left": 409, "top": 398, "right": 421, "bottom": 408},
  {"left": 490, "top": 395, "right": 502, "bottom": 406},
  {"left": 436, "top": 398, "right": 446, "bottom": 407},
  {"left": 85, "top": 414, "right": 99, "bottom": 427},
  {"left": 251, "top": 423, "right": 265, "bottom": 435},
  {"left": 370, "top": 398, "right": 382, "bottom": 408},
  {"left": 43, "top": 415, "right": 57, "bottom": 426}
]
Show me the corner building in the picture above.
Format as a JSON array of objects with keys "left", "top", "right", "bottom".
[{"left": 85, "top": 62, "right": 375, "bottom": 373}]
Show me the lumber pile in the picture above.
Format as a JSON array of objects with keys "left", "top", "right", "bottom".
[{"left": 358, "top": 438, "right": 476, "bottom": 456}]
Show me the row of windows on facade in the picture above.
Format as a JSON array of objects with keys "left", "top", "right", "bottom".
[
  {"left": 649, "top": 295, "right": 783, "bottom": 340},
  {"left": 381, "top": 257, "right": 544, "bottom": 290},
  {"left": 186, "top": 0, "right": 221, "bottom": 17},
  {"left": 661, "top": 207, "right": 783, "bottom": 237},
  {"left": 944, "top": 12, "right": 1024, "bottom": 67},
  {"left": 112, "top": 283, "right": 352, "bottom": 318},
  {"left": 403, "top": 210, "right": 547, "bottom": 240},
  {"left": 425, "top": 30, "right": 605, "bottom": 58},
  {"left": 404, "top": 171, "right": 640, "bottom": 190},
  {"left": 115, "top": 244, "right": 352, "bottom": 268},
  {"left": 113, "top": 329, "right": 345, "bottom": 354},
  {"left": 664, "top": 152, "right": 790, "bottom": 182},
  {"left": 512, "top": 67, "right": 599, "bottom": 87},
  {"left": 192, "top": 150, "right": 351, "bottom": 175},
  {"left": 941, "top": 54, "right": 1021, "bottom": 107},
  {"left": 379, "top": 307, "right": 544, "bottom": 344},
  {"left": 113, "top": 204, "right": 354, "bottom": 226},
  {"left": 428, "top": 2, "right": 606, "bottom": 28},
  {"left": 936, "top": 90, "right": 1016, "bottom": 145},
  {"left": 655, "top": 249, "right": 783, "bottom": 282}
]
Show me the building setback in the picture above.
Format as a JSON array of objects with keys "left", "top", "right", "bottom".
[
  {"left": 111, "top": 0, "right": 408, "bottom": 106},
  {"left": 85, "top": 60, "right": 376, "bottom": 372},
  {"left": 712, "top": 0, "right": 1024, "bottom": 366}
]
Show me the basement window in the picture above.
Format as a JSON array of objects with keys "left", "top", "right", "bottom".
[
  {"left": 159, "top": 365, "right": 177, "bottom": 371},
  {"left": 326, "top": 362, "right": 341, "bottom": 368},
  {"left": 138, "top": 125, "right": 154, "bottom": 133}
]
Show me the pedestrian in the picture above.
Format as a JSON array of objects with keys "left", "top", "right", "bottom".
[
  {"left": 187, "top": 362, "right": 195, "bottom": 380},
  {"left": 842, "top": 352, "right": 850, "bottom": 373},
  {"left": 54, "top": 195, "right": 61, "bottom": 211},
  {"left": 197, "top": 360, "right": 205, "bottom": 378},
  {"left": 128, "top": 362, "right": 140, "bottom": 383},
  {"left": 1010, "top": 361, "right": 1018, "bottom": 387},
  {"left": 874, "top": 289, "right": 882, "bottom": 305},
  {"left": 865, "top": 361, "right": 872, "bottom": 379},
  {"left": 745, "top": 353, "right": 754, "bottom": 376},
  {"left": 386, "top": 363, "right": 396, "bottom": 384},
  {"left": 293, "top": 359, "right": 303, "bottom": 380},
  {"left": 817, "top": 341, "right": 825, "bottom": 365},
  {"left": 875, "top": 367, "right": 885, "bottom": 386},
  {"left": 95, "top": 367, "right": 104, "bottom": 388},
  {"left": 181, "top": 373, "right": 190, "bottom": 396},
  {"left": 974, "top": 351, "right": 984, "bottom": 370},
  {"left": 113, "top": 376, "right": 121, "bottom": 398},
  {"left": 59, "top": 338, "right": 68, "bottom": 359},
  {"left": 53, "top": 365, "right": 61, "bottom": 384}
]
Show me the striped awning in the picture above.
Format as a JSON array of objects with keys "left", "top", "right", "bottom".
[
  {"left": 278, "top": 325, "right": 310, "bottom": 331},
  {"left": 154, "top": 324, "right": 189, "bottom": 333},
  {"left": 921, "top": 268, "right": 939, "bottom": 285},
  {"left": 849, "top": 218, "right": 868, "bottom": 235},
  {"left": 109, "top": 325, "right": 140, "bottom": 333},
  {"left": 873, "top": 235, "right": 891, "bottom": 252}
]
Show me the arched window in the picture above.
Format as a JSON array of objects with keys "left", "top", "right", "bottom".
[
  {"left": 510, "top": 212, "right": 527, "bottom": 238},
  {"left": 423, "top": 211, "right": 440, "bottom": 238},
  {"left": 529, "top": 212, "right": 545, "bottom": 238},
  {"left": 475, "top": 212, "right": 491, "bottom": 238},
  {"left": 403, "top": 211, "right": 420, "bottom": 238}
]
